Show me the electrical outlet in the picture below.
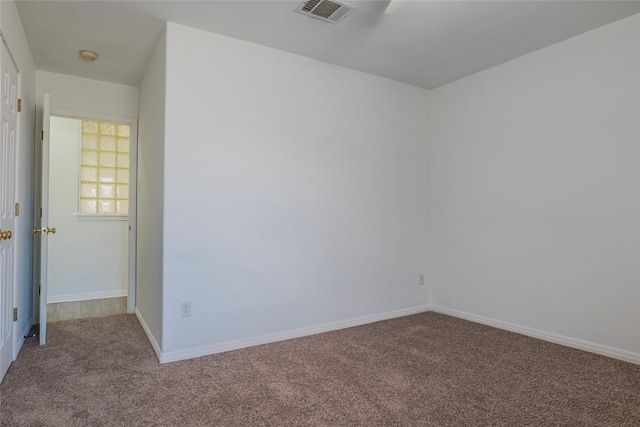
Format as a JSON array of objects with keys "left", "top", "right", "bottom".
[
  {"left": 419, "top": 273, "right": 425, "bottom": 286},
  {"left": 181, "top": 301, "right": 191, "bottom": 318}
]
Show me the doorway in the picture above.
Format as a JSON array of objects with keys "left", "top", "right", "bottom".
[{"left": 43, "top": 113, "right": 137, "bottom": 324}]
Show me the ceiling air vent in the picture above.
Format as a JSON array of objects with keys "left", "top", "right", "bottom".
[{"left": 295, "top": 0, "right": 355, "bottom": 24}]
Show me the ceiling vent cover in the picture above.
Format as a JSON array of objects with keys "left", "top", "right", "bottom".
[{"left": 295, "top": 0, "right": 355, "bottom": 24}]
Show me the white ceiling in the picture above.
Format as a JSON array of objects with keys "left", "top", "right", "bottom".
[{"left": 16, "top": 0, "right": 640, "bottom": 89}]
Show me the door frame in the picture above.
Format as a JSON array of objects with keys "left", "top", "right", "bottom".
[
  {"left": 12, "top": 69, "right": 22, "bottom": 360},
  {"left": 38, "top": 108, "right": 138, "bottom": 315}
]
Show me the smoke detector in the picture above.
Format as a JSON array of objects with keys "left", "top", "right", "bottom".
[{"left": 295, "top": 0, "right": 355, "bottom": 24}]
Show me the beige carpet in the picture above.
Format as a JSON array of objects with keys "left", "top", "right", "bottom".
[{"left": 1, "top": 312, "right": 639, "bottom": 426}]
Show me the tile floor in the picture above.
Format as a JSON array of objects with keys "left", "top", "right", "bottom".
[{"left": 47, "top": 297, "right": 127, "bottom": 322}]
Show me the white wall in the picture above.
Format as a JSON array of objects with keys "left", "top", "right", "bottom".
[
  {"left": 161, "top": 22, "right": 429, "bottom": 355},
  {"left": 35, "top": 71, "right": 138, "bottom": 118},
  {"left": 426, "top": 15, "right": 640, "bottom": 354},
  {"left": 136, "top": 28, "right": 166, "bottom": 351},
  {"left": 1, "top": 0, "right": 36, "bottom": 352},
  {"left": 47, "top": 117, "right": 128, "bottom": 302}
]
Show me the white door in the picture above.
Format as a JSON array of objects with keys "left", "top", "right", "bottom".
[
  {"left": 37, "top": 92, "right": 51, "bottom": 345},
  {"left": 0, "top": 41, "right": 19, "bottom": 380}
]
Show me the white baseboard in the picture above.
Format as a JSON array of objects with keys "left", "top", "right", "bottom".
[
  {"left": 48, "top": 290, "right": 127, "bottom": 303},
  {"left": 159, "top": 305, "right": 431, "bottom": 364},
  {"left": 132, "top": 303, "right": 640, "bottom": 366},
  {"left": 429, "top": 305, "right": 640, "bottom": 365},
  {"left": 13, "top": 320, "right": 33, "bottom": 360},
  {"left": 135, "top": 308, "right": 162, "bottom": 362}
]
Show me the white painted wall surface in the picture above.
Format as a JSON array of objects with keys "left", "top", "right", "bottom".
[
  {"left": 1, "top": 0, "right": 36, "bottom": 352},
  {"left": 161, "top": 23, "right": 429, "bottom": 354},
  {"left": 136, "top": 29, "right": 166, "bottom": 351},
  {"left": 35, "top": 71, "right": 138, "bottom": 118},
  {"left": 426, "top": 15, "right": 640, "bottom": 353},
  {"left": 47, "top": 117, "right": 128, "bottom": 302}
]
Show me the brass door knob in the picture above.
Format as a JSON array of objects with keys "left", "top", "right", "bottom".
[
  {"left": 48, "top": 228, "right": 56, "bottom": 234},
  {"left": 4, "top": 231, "right": 11, "bottom": 240}
]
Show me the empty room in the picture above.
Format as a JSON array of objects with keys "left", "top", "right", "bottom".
[{"left": 0, "top": 0, "right": 639, "bottom": 425}]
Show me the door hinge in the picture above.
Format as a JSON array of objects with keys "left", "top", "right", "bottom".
[
  {"left": 38, "top": 285, "right": 41, "bottom": 296},
  {"left": 41, "top": 130, "right": 44, "bottom": 141},
  {"left": 13, "top": 307, "right": 18, "bottom": 322},
  {"left": 17, "top": 98, "right": 22, "bottom": 113},
  {"left": 40, "top": 207, "right": 42, "bottom": 218},
  {"left": 15, "top": 203, "right": 19, "bottom": 217}
]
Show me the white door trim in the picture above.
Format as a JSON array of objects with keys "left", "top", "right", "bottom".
[
  {"left": 0, "top": 29, "right": 20, "bottom": 73},
  {"left": 48, "top": 108, "right": 138, "bottom": 314},
  {"left": 38, "top": 92, "right": 50, "bottom": 345},
  {"left": 12, "top": 65, "right": 24, "bottom": 360}
]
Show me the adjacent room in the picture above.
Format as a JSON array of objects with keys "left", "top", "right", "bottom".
[{"left": 0, "top": 1, "right": 639, "bottom": 425}]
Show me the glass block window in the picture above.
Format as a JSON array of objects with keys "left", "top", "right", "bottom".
[{"left": 80, "top": 120, "right": 130, "bottom": 214}]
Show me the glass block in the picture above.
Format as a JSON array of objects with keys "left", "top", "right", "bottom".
[
  {"left": 82, "top": 134, "right": 98, "bottom": 150},
  {"left": 117, "top": 138, "right": 130, "bottom": 153},
  {"left": 82, "top": 121, "right": 98, "bottom": 134},
  {"left": 117, "top": 153, "right": 129, "bottom": 168},
  {"left": 100, "top": 136, "right": 116, "bottom": 151},
  {"left": 116, "top": 200, "right": 129, "bottom": 214},
  {"left": 117, "top": 169, "right": 129, "bottom": 184},
  {"left": 117, "top": 125, "right": 130, "bottom": 138},
  {"left": 81, "top": 183, "right": 97, "bottom": 198},
  {"left": 80, "top": 199, "right": 97, "bottom": 213},
  {"left": 99, "top": 184, "right": 115, "bottom": 198},
  {"left": 99, "top": 152, "right": 116, "bottom": 167},
  {"left": 99, "top": 167, "right": 116, "bottom": 183},
  {"left": 98, "top": 199, "right": 115, "bottom": 213},
  {"left": 81, "top": 166, "right": 98, "bottom": 182},
  {"left": 117, "top": 184, "right": 129, "bottom": 199},
  {"left": 81, "top": 150, "right": 98, "bottom": 166},
  {"left": 100, "top": 122, "right": 116, "bottom": 136}
]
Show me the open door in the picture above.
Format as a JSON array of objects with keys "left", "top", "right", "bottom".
[
  {"left": 0, "top": 38, "right": 20, "bottom": 380},
  {"left": 35, "top": 92, "right": 52, "bottom": 345}
]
